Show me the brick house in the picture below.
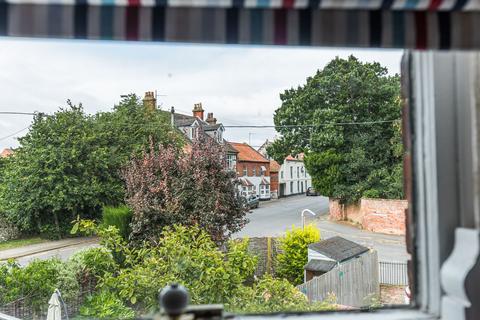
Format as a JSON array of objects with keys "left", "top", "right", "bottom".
[
  {"left": 229, "top": 142, "right": 271, "bottom": 200},
  {"left": 269, "top": 160, "right": 280, "bottom": 199},
  {"left": 143, "top": 92, "right": 239, "bottom": 169}
]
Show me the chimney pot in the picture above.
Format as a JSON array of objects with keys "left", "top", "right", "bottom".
[
  {"left": 206, "top": 112, "right": 217, "bottom": 125},
  {"left": 143, "top": 91, "right": 157, "bottom": 112},
  {"left": 192, "top": 102, "right": 204, "bottom": 120}
]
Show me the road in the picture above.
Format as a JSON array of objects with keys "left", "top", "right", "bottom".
[
  {"left": 3, "top": 195, "right": 408, "bottom": 265},
  {"left": 234, "top": 195, "right": 409, "bottom": 262}
]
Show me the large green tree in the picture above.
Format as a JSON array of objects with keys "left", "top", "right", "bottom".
[
  {"left": 0, "top": 95, "right": 181, "bottom": 236},
  {"left": 268, "top": 56, "right": 403, "bottom": 204}
]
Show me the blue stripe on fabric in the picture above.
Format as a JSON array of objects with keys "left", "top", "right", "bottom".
[
  {"left": 101, "top": 0, "right": 115, "bottom": 5},
  {"left": 250, "top": 9, "right": 263, "bottom": 44},
  {"left": 404, "top": 0, "right": 420, "bottom": 9},
  {"left": 381, "top": 0, "right": 395, "bottom": 9},
  {"left": 232, "top": 0, "right": 244, "bottom": 8},
  {"left": 0, "top": 0, "right": 7, "bottom": 36},
  {"left": 452, "top": 0, "right": 469, "bottom": 10},
  {"left": 257, "top": 0, "right": 270, "bottom": 8},
  {"left": 100, "top": 5, "right": 114, "bottom": 39},
  {"left": 392, "top": 11, "right": 404, "bottom": 48}
]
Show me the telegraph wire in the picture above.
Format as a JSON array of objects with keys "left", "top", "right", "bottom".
[
  {"left": 0, "top": 126, "right": 30, "bottom": 142},
  {"left": 0, "top": 112, "right": 37, "bottom": 116}
]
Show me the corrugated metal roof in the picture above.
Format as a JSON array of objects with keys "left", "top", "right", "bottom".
[{"left": 308, "top": 236, "right": 369, "bottom": 262}]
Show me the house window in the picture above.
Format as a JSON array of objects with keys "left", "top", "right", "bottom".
[
  {"left": 281, "top": 171, "right": 284, "bottom": 179},
  {"left": 227, "top": 154, "right": 236, "bottom": 171},
  {"left": 290, "top": 181, "right": 293, "bottom": 193},
  {"left": 252, "top": 167, "right": 256, "bottom": 176},
  {"left": 297, "top": 181, "right": 299, "bottom": 193},
  {"left": 297, "top": 167, "right": 299, "bottom": 178},
  {"left": 260, "top": 166, "right": 266, "bottom": 176},
  {"left": 290, "top": 167, "right": 293, "bottom": 179},
  {"left": 242, "top": 166, "right": 247, "bottom": 176}
]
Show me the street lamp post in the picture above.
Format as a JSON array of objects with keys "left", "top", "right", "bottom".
[{"left": 301, "top": 209, "right": 316, "bottom": 230}]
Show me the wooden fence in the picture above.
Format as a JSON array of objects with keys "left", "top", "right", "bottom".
[
  {"left": 297, "top": 250, "right": 380, "bottom": 308},
  {"left": 379, "top": 261, "right": 409, "bottom": 286}
]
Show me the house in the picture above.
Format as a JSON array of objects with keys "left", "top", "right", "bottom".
[
  {"left": 269, "top": 160, "right": 280, "bottom": 199},
  {"left": 143, "top": 92, "right": 239, "bottom": 170},
  {"left": 229, "top": 142, "right": 271, "bottom": 200},
  {"left": 0, "top": 148, "right": 13, "bottom": 158},
  {"left": 304, "top": 236, "right": 370, "bottom": 282},
  {"left": 257, "top": 140, "right": 312, "bottom": 197}
]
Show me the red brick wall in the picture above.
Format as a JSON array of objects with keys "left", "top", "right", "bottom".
[
  {"left": 329, "top": 198, "right": 408, "bottom": 235},
  {"left": 236, "top": 162, "right": 270, "bottom": 177},
  {"left": 270, "top": 172, "right": 279, "bottom": 192}
]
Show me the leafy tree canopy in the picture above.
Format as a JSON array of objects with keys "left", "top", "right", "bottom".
[
  {"left": 268, "top": 56, "right": 403, "bottom": 203},
  {"left": 0, "top": 95, "right": 181, "bottom": 236}
]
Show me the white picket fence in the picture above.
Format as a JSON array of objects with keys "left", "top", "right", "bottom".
[{"left": 297, "top": 250, "right": 380, "bottom": 307}]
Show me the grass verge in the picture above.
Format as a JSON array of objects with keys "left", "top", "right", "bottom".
[{"left": 0, "top": 237, "right": 48, "bottom": 251}]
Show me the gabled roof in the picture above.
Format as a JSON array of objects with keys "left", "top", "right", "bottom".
[
  {"left": 304, "top": 259, "right": 336, "bottom": 273},
  {"left": 259, "top": 177, "right": 269, "bottom": 185},
  {"left": 240, "top": 177, "right": 254, "bottom": 187},
  {"left": 270, "top": 160, "right": 280, "bottom": 172},
  {"left": 308, "top": 236, "right": 369, "bottom": 262},
  {"left": 229, "top": 142, "right": 269, "bottom": 163}
]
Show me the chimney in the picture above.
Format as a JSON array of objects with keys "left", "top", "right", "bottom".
[
  {"left": 192, "top": 103, "right": 204, "bottom": 120},
  {"left": 206, "top": 112, "right": 217, "bottom": 125},
  {"left": 143, "top": 91, "right": 156, "bottom": 112}
]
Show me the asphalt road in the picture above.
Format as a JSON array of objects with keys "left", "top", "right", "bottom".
[
  {"left": 234, "top": 195, "right": 409, "bottom": 263},
  {"left": 234, "top": 195, "right": 330, "bottom": 238}
]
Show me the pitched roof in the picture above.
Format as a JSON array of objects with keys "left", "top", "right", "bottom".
[
  {"left": 270, "top": 160, "right": 280, "bottom": 172},
  {"left": 304, "top": 259, "right": 337, "bottom": 273},
  {"left": 0, "top": 148, "right": 13, "bottom": 158},
  {"left": 308, "top": 236, "right": 369, "bottom": 262},
  {"left": 240, "top": 177, "right": 254, "bottom": 187},
  {"left": 260, "top": 177, "right": 269, "bottom": 185},
  {"left": 229, "top": 142, "right": 269, "bottom": 163}
]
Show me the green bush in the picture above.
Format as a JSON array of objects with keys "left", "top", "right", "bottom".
[
  {"left": 276, "top": 224, "right": 320, "bottom": 286},
  {"left": 101, "top": 206, "right": 132, "bottom": 240},
  {"left": 0, "top": 258, "right": 79, "bottom": 314},
  {"left": 69, "top": 247, "right": 118, "bottom": 286},
  {"left": 80, "top": 291, "right": 135, "bottom": 320}
]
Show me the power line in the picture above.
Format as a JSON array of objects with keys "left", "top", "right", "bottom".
[
  {"left": 222, "top": 120, "right": 400, "bottom": 128},
  {"left": 0, "top": 112, "right": 36, "bottom": 116},
  {"left": 0, "top": 126, "right": 30, "bottom": 142}
]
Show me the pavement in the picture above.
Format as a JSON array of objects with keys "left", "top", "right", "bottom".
[
  {"left": 234, "top": 194, "right": 409, "bottom": 263},
  {"left": 0, "top": 237, "right": 99, "bottom": 266}
]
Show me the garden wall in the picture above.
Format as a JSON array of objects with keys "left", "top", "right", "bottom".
[
  {"left": 0, "top": 216, "right": 20, "bottom": 242},
  {"left": 329, "top": 198, "right": 408, "bottom": 235}
]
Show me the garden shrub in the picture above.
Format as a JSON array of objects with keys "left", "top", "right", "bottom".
[
  {"left": 276, "top": 224, "right": 320, "bottom": 286},
  {"left": 0, "top": 258, "right": 79, "bottom": 315},
  {"left": 101, "top": 206, "right": 132, "bottom": 240},
  {"left": 79, "top": 291, "right": 135, "bottom": 320},
  {"left": 69, "top": 247, "right": 118, "bottom": 290}
]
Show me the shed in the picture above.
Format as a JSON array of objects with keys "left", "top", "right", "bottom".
[{"left": 304, "top": 236, "right": 370, "bottom": 282}]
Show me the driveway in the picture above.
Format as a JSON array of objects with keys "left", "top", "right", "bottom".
[{"left": 234, "top": 195, "right": 409, "bottom": 263}]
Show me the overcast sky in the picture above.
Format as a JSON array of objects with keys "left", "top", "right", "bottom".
[{"left": 0, "top": 37, "right": 402, "bottom": 151}]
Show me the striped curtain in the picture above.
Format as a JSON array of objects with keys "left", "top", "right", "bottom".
[{"left": 1, "top": 0, "right": 480, "bottom": 48}]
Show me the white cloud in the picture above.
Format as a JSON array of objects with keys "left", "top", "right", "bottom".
[{"left": 0, "top": 38, "right": 402, "bottom": 150}]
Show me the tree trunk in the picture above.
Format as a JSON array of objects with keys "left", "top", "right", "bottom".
[{"left": 53, "top": 211, "right": 61, "bottom": 239}]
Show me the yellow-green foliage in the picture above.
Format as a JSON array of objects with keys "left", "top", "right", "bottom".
[{"left": 276, "top": 224, "right": 320, "bottom": 286}]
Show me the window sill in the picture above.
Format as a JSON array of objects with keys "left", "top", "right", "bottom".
[{"left": 236, "top": 309, "right": 437, "bottom": 320}]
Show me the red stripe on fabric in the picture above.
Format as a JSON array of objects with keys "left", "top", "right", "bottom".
[
  {"left": 415, "top": 12, "right": 427, "bottom": 49},
  {"left": 282, "top": 0, "right": 295, "bottom": 8},
  {"left": 428, "top": 0, "right": 443, "bottom": 10},
  {"left": 128, "top": 0, "right": 141, "bottom": 6},
  {"left": 274, "top": 9, "right": 287, "bottom": 45},
  {"left": 126, "top": 6, "right": 139, "bottom": 41}
]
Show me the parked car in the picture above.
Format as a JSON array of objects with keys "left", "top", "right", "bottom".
[
  {"left": 306, "top": 187, "right": 319, "bottom": 196},
  {"left": 242, "top": 195, "right": 260, "bottom": 209}
]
